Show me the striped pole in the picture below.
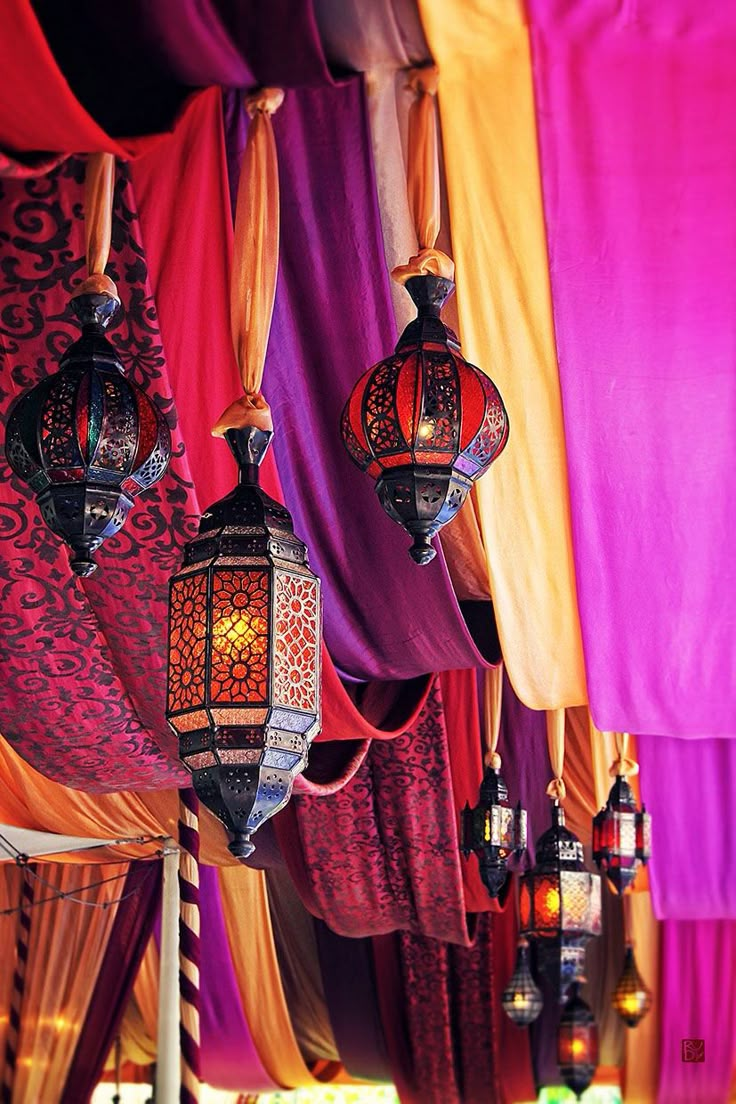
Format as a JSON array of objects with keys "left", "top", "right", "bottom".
[
  {"left": 2, "top": 868, "right": 34, "bottom": 1103},
  {"left": 178, "top": 789, "right": 201, "bottom": 1104}
]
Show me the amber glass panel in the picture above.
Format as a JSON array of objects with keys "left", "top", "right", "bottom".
[
  {"left": 534, "top": 874, "right": 562, "bottom": 931},
  {"left": 168, "top": 572, "right": 208, "bottom": 713},
  {"left": 272, "top": 573, "right": 319, "bottom": 713},
  {"left": 210, "top": 569, "right": 270, "bottom": 704}
]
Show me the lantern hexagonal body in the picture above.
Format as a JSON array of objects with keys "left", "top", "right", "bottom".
[
  {"left": 5, "top": 292, "right": 171, "bottom": 577},
  {"left": 519, "top": 804, "right": 602, "bottom": 995},
  {"left": 502, "top": 938, "right": 543, "bottom": 1027},
  {"left": 557, "top": 982, "right": 599, "bottom": 1099},
  {"left": 593, "top": 774, "right": 651, "bottom": 894},
  {"left": 460, "top": 764, "right": 527, "bottom": 898},
  {"left": 341, "top": 275, "right": 508, "bottom": 565},
  {"left": 166, "top": 426, "right": 322, "bottom": 860},
  {"left": 612, "top": 944, "right": 652, "bottom": 1028}
]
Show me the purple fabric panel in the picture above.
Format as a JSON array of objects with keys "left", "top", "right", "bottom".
[
  {"left": 224, "top": 79, "right": 485, "bottom": 681},
  {"left": 638, "top": 734, "right": 736, "bottom": 919},
  {"left": 314, "top": 921, "right": 392, "bottom": 1082},
  {"left": 658, "top": 920, "right": 736, "bottom": 1103},
  {"left": 60, "top": 861, "right": 162, "bottom": 1104},
  {"left": 528, "top": 0, "right": 736, "bottom": 736},
  {"left": 197, "top": 865, "right": 275, "bottom": 1091},
  {"left": 499, "top": 670, "right": 551, "bottom": 862}
]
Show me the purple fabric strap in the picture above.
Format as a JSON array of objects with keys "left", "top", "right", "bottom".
[{"left": 60, "top": 861, "right": 162, "bottom": 1104}]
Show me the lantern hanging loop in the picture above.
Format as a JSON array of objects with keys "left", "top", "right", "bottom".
[
  {"left": 213, "top": 87, "right": 285, "bottom": 437},
  {"left": 545, "top": 708, "right": 567, "bottom": 804},
  {"left": 483, "top": 664, "right": 503, "bottom": 770},
  {"left": 607, "top": 730, "right": 639, "bottom": 779},
  {"left": 392, "top": 64, "right": 454, "bottom": 285}
]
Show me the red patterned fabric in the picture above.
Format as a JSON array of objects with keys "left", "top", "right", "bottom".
[
  {"left": 275, "top": 677, "right": 474, "bottom": 945},
  {"left": 0, "top": 156, "right": 190, "bottom": 789}
]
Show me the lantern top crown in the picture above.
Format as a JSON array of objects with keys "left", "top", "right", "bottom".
[
  {"left": 69, "top": 288, "right": 120, "bottom": 332},
  {"left": 535, "top": 802, "right": 586, "bottom": 871},
  {"left": 479, "top": 764, "right": 510, "bottom": 806}
]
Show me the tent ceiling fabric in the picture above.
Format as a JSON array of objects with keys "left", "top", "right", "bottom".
[{"left": 0, "top": 0, "right": 734, "bottom": 1100}]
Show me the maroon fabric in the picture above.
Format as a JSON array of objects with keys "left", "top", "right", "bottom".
[
  {"left": 0, "top": 158, "right": 189, "bottom": 789},
  {"left": 60, "top": 860, "right": 162, "bottom": 1104},
  {"left": 274, "top": 678, "right": 472, "bottom": 945}
]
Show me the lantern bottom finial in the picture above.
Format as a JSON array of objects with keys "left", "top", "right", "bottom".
[
  {"left": 409, "top": 533, "right": 436, "bottom": 565},
  {"left": 70, "top": 537, "right": 101, "bottom": 577},
  {"left": 228, "top": 831, "right": 255, "bottom": 862}
]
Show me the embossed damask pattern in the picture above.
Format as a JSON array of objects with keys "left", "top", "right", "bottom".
[
  {"left": 0, "top": 158, "right": 194, "bottom": 789},
  {"left": 290, "top": 680, "right": 470, "bottom": 945}
]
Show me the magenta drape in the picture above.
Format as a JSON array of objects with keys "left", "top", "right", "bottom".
[
  {"left": 528, "top": 0, "right": 736, "bottom": 737},
  {"left": 658, "top": 919, "right": 736, "bottom": 1104}
]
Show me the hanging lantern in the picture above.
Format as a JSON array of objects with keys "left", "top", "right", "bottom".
[
  {"left": 5, "top": 290, "right": 171, "bottom": 577},
  {"left": 502, "top": 937, "right": 543, "bottom": 1026},
  {"left": 593, "top": 774, "right": 651, "bottom": 894},
  {"left": 166, "top": 425, "right": 322, "bottom": 861},
  {"left": 341, "top": 274, "right": 508, "bottom": 564},
  {"left": 519, "top": 804, "right": 601, "bottom": 995},
  {"left": 557, "top": 981, "right": 599, "bottom": 1100},
  {"left": 460, "top": 763, "right": 526, "bottom": 898},
  {"left": 611, "top": 944, "right": 652, "bottom": 1028}
]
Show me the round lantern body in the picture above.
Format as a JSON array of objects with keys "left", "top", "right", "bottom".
[
  {"left": 502, "top": 938, "right": 543, "bottom": 1027},
  {"left": 166, "top": 426, "right": 322, "bottom": 861},
  {"left": 612, "top": 944, "right": 652, "bottom": 1028},
  {"left": 5, "top": 292, "right": 171, "bottom": 577},
  {"left": 557, "top": 981, "right": 599, "bottom": 1099},
  {"left": 519, "top": 804, "right": 602, "bottom": 996},
  {"left": 593, "top": 774, "right": 651, "bottom": 894},
  {"left": 341, "top": 275, "right": 508, "bottom": 564},
  {"left": 460, "top": 764, "right": 527, "bottom": 899}
]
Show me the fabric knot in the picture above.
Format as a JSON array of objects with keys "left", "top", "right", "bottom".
[
  {"left": 484, "top": 750, "right": 502, "bottom": 770},
  {"left": 610, "top": 755, "right": 639, "bottom": 778},
  {"left": 392, "top": 247, "right": 455, "bottom": 284},
  {"left": 212, "top": 392, "right": 273, "bottom": 436},
  {"left": 407, "top": 64, "right": 439, "bottom": 97},
  {"left": 545, "top": 777, "right": 567, "bottom": 802},
  {"left": 245, "top": 87, "right": 285, "bottom": 118}
]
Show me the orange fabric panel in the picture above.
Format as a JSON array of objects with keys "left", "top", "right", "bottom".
[
  {"left": 623, "top": 891, "right": 660, "bottom": 1104},
  {"left": 417, "top": 0, "right": 587, "bottom": 709}
]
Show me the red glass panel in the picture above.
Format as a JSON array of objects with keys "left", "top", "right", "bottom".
[
  {"left": 168, "top": 572, "right": 208, "bottom": 713},
  {"left": 132, "top": 390, "right": 158, "bottom": 471},
  {"left": 273, "top": 572, "right": 320, "bottom": 713},
  {"left": 210, "top": 569, "right": 270, "bottom": 704},
  {"left": 534, "top": 874, "right": 562, "bottom": 929}
]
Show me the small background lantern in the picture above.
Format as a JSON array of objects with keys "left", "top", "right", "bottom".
[
  {"left": 612, "top": 943, "right": 652, "bottom": 1028},
  {"left": 557, "top": 980, "right": 599, "bottom": 1100},
  {"left": 502, "top": 937, "right": 543, "bottom": 1027},
  {"left": 592, "top": 733, "right": 651, "bottom": 895},
  {"left": 5, "top": 155, "right": 171, "bottom": 577},
  {"left": 167, "top": 426, "right": 322, "bottom": 860}
]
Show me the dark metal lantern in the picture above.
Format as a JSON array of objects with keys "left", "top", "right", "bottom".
[
  {"left": 593, "top": 774, "right": 651, "bottom": 894},
  {"left": 166, "top": 426, "right": 322, "bottom": 861},
  {"left": 557, "top": 981, "right": 599, "bottom": 1100},
  {"left": 341, "top": 274, "right": 508, "bottom": 565},
  {"left": 5, "top": 291, "right": 171, "bottom": 577},
  {"left": 460, "top": 764, "right": 526, "bottom": 898},
  {"left": 502, "top": 938, "right": 543, "bottom": 1026},
  {"left": 519, "top": 804, "right": 601, "bottom": 995},
  {"left": 611, "top": 944, "right": 652, "bottom": 1028}
]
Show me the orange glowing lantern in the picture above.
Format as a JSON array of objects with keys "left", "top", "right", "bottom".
[{"left": 557, "top": 981, "right": 599, "bottom": 1099}]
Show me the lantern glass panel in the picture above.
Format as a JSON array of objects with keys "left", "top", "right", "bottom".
[
  {"left": 210, "top": 568, "right": 270, "bottom": 703},
  {"left": 168, "top": 570, "right": 209, "bottom": 716},
  {"left": 558, "top": 1022, "right": 599, "bottom": 1066},
  {"left": 534, "top": 874, "right": 562, "bottom": 932}
]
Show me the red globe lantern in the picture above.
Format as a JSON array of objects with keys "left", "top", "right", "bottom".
[{"left": 341, "top": 274, "right": 508, "bottom": 564}]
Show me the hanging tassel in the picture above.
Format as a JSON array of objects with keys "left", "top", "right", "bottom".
[
  {"left": 213, "top": 87, "right": 284, "bottom": 436},
  {"left": 178, "top": 789, "right": 201, "bottom": 1104},
  {"left": 71, "top": 152, "right": 119, "bottom": 302},
  {"left": 392, "top": 65, "right": 455, "bottom": 284},
  {"left": 1, "top": 869, "right": 34, "bottom": 1103}
]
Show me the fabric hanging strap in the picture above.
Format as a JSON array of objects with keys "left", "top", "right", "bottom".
[
  {"left": 482, "top": 665, "right": 503, "bottom": 770},
  {"left": 392, "top": 65, "right": 454, "bottom": 284},
  {"left": 608, "top": 730, "right": 638, "bottom": 779},
  {"left": 545, "top": 708, "right": 567, "bottom": 803},
  {"left": 213, "top": 87, "right": 284, "bottom": 436},
  {"left": 178, "top": 789, "right": 201, "bottom": 1104},
  {"left": 72, "top": 152, "right": 119, "bottom": 302},
  {"left": 1, "top": 870, "right": 34, "bottom": 1104}
]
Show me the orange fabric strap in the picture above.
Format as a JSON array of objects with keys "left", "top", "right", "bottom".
[
  {"left": 392, "top": 65, "right": 454, "bottom": 284},
  {"left": 482, "top": 665, "right": 503, "bottom": 769},
  {"left": 214, "top": 87, "right": 284, "bottom": 436},
  {"left": 545, "top": 708, "right": 567, "bottom": 803},
  {"left": 72, "top": 152, "right": 118, "bottom": 301}
]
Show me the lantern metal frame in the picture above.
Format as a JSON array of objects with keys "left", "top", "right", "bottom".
[
  {"left": 341, "top": 274, "right": 508, "bottom": 565},
  {"left": 166, "top": 426, "right": 322, "bottom": 860},
  {"left": 5, "top": 291, "right": 171, "bottom": 576},
  {"left": 611, "top": 943, "right": 652, "bottom": 1028},
  {"left": 502, "top": 937, "right": 543, "bottom": 1027},
  {"left": 593, "top": 774, "right": 651, "bottom": 894},
  {"left": 460, "top": 764, "right": 527, "bottom": 899},
  {"left": 557, "top": 980, "right": 599, "bottom": 1100},
  {"left": 519, "top": 803, "right": 602, "bottom": 995}
]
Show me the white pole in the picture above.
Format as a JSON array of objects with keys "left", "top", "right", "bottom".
[{"left": 156, "top": 843, "right": 180, "bottom": 1104}]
